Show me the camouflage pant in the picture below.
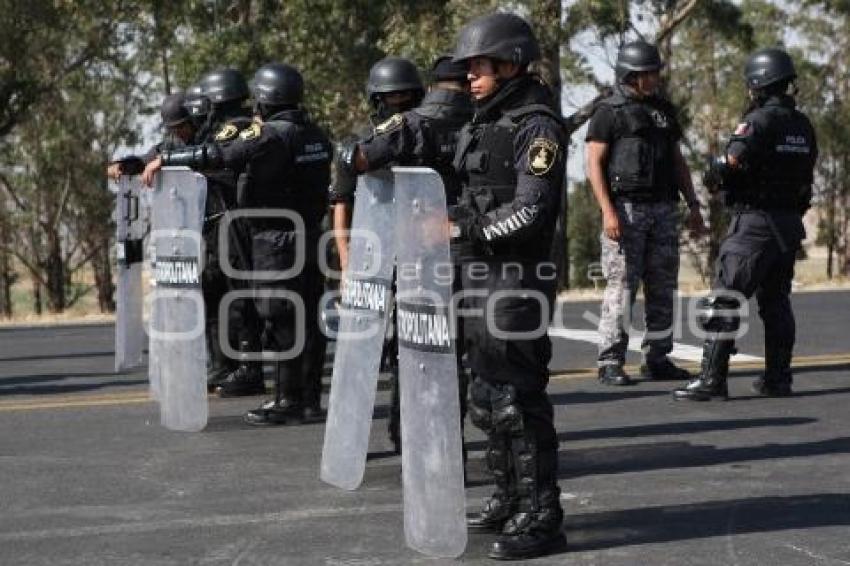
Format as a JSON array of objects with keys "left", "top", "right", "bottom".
[{"left": 598, "top": 200, "right": 680, "bottom": 366}]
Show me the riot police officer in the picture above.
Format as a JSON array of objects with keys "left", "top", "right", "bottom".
[
  {"left": 450, "top": 13, "right": 567, "bottom": 559},
  {"left": 586, "top": 40, "right": 706, "bottom": 386},
  {"left": 330, "top": 56, "right": 425, "bottom": 270},
  {"left": 674, "top": 48, "right": 817, "bottom": 401},
  {"left": 337, "top": 54, "right": 474, "bottom": 457},
  {"left": 107, "top": 92, "right": 195, "bottom": 179},
  {"left": 184, "top": 83, "right": 211, "bottom": 141},
  {"left": 143, "top": 63, "right": 333, "bottom": 421},
  {"left": 329, "top": 55, "right": 424, "bottom": 453},
  {"left": 194, "top": 68, "right": 262, "bottom": 393}
]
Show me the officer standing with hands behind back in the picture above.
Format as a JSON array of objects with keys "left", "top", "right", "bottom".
[{"left": 674, "top": 47, "right": 817, "bottom": 401}]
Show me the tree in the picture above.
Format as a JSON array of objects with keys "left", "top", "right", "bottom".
[{"left": 567, "top": 181, "right": 602, "bottom": 287}]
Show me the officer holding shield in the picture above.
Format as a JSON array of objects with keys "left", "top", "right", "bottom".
[
  {"left": 449, "top": 12, "right": 567, "bottom": 560},
  {"left": 143, "top": 63, "right": 332, "bottom": 422}
]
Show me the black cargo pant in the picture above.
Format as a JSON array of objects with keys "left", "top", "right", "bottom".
[
  {"left": 202, "top": 218, "right": 260, "bottom": 370},
  {"left": 251, "top": 226, "right": 320, "bottom": 406},
  {"left": 713, "top": 209, "right": 804, "bottom": 380},
  {"left": 461, "top": 260, "right": 558, "bottom": 460}
]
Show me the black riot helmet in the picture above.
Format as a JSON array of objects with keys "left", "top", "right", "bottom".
[
  {"left": 744, "top": 47, "right": 796, "bottom": 90},
  {"left": 160, "top": 92, "right": 191, "bottom": 128},
  {"left": 184, "top": 83, "right": 210, "bottom": 120},
  {"left": 431, "top": 55, "right": 468, "bottom": 82},
  {"left": 452, "top": 12, "right": 540, "bottom": 67},
  {"left": 251, "top": 63, "right": 304, "bottom": 106},
  {"left": 615, "top": 40, "right": 664, "bottom": 84},
  {"left": 365, "top": 57, "right": 424, "bottom": 101},
  {"left": 199, "top": 68, "right": 250, "bottom": 105}
]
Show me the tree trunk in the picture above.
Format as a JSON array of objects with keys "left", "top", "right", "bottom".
[
  {"left": 841, "top": 189, "right": 850, "bottom": 277},
  {"left": 45, "top": 228, "right": 65, "bottom": 313},
  {"left": 91, "top": 237, "right": 115, "bottom": 313},
  {"left": 532, "top": 0, "right": 568, "bottom": 290},
  {"left": 0, "top": 207, "right": 12, "bottom": 317},
  {"left": 32, "top": 276, "right": 42, "bottom": 315}
]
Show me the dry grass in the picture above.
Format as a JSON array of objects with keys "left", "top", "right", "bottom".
[{"left": 1, "top": 247, "right": 847, "bottom": 326}]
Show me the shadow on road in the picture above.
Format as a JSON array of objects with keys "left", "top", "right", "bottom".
[
  {"left": 559, "top": 436, "right": 850, "bottom": 479},
  {"left": 549, "top": 389, "right": 670, "bottom": 405},
  {"left": 559, "top": 417, "right": 815, "bottom": 443},
  {"left": 0, "top": 378, "right": 147, "bottom": 396},
  {"left": 464, "top": 417, "right": 815, "bottom": 454},
  {"left": 0, "top": 371, "right": 120, "bottom": 386},
  {"left": 566, "top": 493, "right": 850, "bottom": 551},
  {"left": 731, "top": 361, "right": 850, "bottom": 377},
  {"left": 0, "top": 351, "right": 114, "bottom": 363}
]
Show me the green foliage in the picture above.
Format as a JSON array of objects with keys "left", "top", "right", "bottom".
[
  {"left": 4, "top": 0, "right": 850, "bottom": 315},
  {"left": 567, "top": 182, "right": 602, "bottom": 288}
]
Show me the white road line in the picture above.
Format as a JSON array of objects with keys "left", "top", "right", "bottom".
[{"left": 547, "top": 327, "right": 763, "bottom": 362}]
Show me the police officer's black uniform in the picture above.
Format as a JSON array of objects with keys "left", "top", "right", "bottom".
[
  {"left": 330, "top": 56, "right": 424, "bottom": 452},
  {"left": 163, "top": 63, "right": 333, "bottom": 423},
  {"left": 338, "top": 55, "right": 474, "bottom": 458},
  {"left": 675, "top": 48, "right": 817, "bottom": 401},
  {"left": 194, "top": 68, "right": 263, "bottom": 392},
  {"left": 450, "top": 13, "right": 567, "bottom": 560},
  {"left": 110, "top": 93, "right": 195, "bottom": 176}
]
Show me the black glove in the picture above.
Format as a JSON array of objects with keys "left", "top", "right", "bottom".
[
  {"left": 447, "top": 205, "right": 474, "bottom": 241},
  {"left": 702, "top": 155, "right": 727, "bottom": 192},
  {"left": 336, "top": 143, "right": 358, "bottom": 177}
]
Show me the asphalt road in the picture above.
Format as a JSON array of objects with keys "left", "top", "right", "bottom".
[{"left": 0, "top": 290, "right": 848, "bottom": 565}]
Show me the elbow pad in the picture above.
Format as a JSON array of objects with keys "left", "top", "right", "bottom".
[{"left": 162, "top": 144, "right": 224, "bottom": 170}]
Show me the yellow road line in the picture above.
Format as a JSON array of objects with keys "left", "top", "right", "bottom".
[
  {"left": 0, "top": 396, "right": 152, "bottom": 412},
  {"left": 1, "top": 352, "right": 848, "bottom": 412},
  {"left": 549, "top": 352, "right": 850, "bottom": 381}
]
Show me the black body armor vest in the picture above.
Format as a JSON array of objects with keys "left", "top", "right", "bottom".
[
  {"left": 602, "top": 93, "right": 678, "bottom": 201},
  {"left": 727, "top": 97, "right": 816, "bottom": 211},
  {"left": 242, "top": 110, "right": 331, "bottom": 230},
  {"left": 455, "top": 102, "right": 562, "bottom": 260},
  {"left": 412, "top": 89, "right": 472, "bottom": 206}
]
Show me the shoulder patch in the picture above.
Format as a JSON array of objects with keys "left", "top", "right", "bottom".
[
  {"left": 733, "top": 122, "right": 753, "bottom": 137},
  {"left": 239, "top": 122, "right": 262, "bottom": 141},
  {"left": 528, "top": 138, "right": 559, "bottom": 176},
  {"left": 215, "top": 123, "right": 239, "bottom": 142},
  {"left": 375, "top": 113, "right": 404, "bottom": 134}
]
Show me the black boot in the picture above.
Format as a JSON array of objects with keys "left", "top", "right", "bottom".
[
  {"left": 244, "top": 361, "right": 304, "bottom": 426},
  {"left": 243, "top": 397, "right": 304, "bottom": 425},
  {"left": 598, "top": 364, "right": 633, "bottom": 386},
  {"left": 217, "top": 341, "right": 265, "bottom": 397},
  {"left": 387, "top": 366, "right": 401, "bottom": 454},
  {"left": 467, "top": 433, "right": 516, "bottom": 532},
  {"left": 673, "top": 339, "right": 733, "bottom": 401},
  {"left": 488, "top": 449, "right": 566, "bottom": 560},
  {"left": 753, "top": 346, "right": 793, "bottom": 396},
  {"left": 206, "top": 364, "right": 235, "bottom": 392},
  {"left": 640, "top": 357, "right": 691, "bottom": 381},
  {"left": 217, "top": 363, "right": 265, "bottom": 397},
  {"left": 206, "top": 319, "right": 235, "bottom": 391}
]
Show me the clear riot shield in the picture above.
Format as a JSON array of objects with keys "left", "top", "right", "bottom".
[
  {"left": 393, "top": 167, "right": 466, "bottom": 558},
  {"left": 114, "top": 175, "right": 148, "bottom": 372},
  {"left": 148, "top": 167, "right": 208, "bottom": 432},
  {"left": 321, "top": 171, "right": 396, "bottom": 490}
]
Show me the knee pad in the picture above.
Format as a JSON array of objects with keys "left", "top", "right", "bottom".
[
  {"left": 486, "top": 441, "right": 511, "bottom": 478},
  {"left": 491, "top": 384, "right": 523, "bottom": 435},
  {"left": 469, "top": 377, "right": 493, "bottom": 430},
  {"left": 697, "top": 295, "right": 741, "bottom": 333}
]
